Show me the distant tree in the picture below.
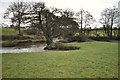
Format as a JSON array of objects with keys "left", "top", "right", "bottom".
[
  {"left": 76, "top": 9, "right": 84, "bottom": 33},
  {"left": 4, "top": 2, "right": 29, "bottom": 35},
  {"left": 84, "top": 11, "right": 96, "bottom": 33},
  {"left": 99, "top": 6, "right": 119, "bottom": 38},
  {"left": 76, "top": 9, "right": 95, "bottom": 34},
  {"left": 57, "top": 8, "right": 79, "bottom": 37}
]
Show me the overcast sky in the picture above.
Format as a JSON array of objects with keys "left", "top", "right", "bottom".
[{"left": 0, "top": 0, "right": 119, "bottom": 27}]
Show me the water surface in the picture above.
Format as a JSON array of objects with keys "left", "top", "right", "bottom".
[{"left": 1, "top": 44, "right": 46, "bottom": 53}]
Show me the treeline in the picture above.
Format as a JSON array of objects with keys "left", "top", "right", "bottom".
[{"left": 4, "top": 1, "right": 119, "bottom": 45}]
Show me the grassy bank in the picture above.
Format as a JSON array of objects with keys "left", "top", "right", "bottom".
[
  {"left": 2, "top": 41, "right": 118, "bottom": 78},
  {"left": 1, "top": 39, "right": 46, "bottom": 47},
  {"left": 1, "top": 28, "right": 46, "bottom": 47},
  {"left": 1, "top": 28, "right": 18, "bottom": 35}
]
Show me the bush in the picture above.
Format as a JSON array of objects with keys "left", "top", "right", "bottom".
[
  {"left": 2, "top": 40, "right": 33, "bottom": 47},
  {"left": 2, "top": 41, "right": 18, "bottom": 47},
  {"left": 32, "top": 39, "right": 46, "bottom": 44},
  {"left": 17, "top": 39, "right": 32, "bottom": 43},
  {"left": 15, "top": 39, "right": 33, "bottom": 47},
  {"left": 74, "top": 35, "right": 89, "bottom": 42},
  {"left": 89, "top": 36, "right": 119, "bottom": 41},
  {"left": 2, "top": 35, "right": 32, "bottom": 40},
  {"left": 66, "top": 34, "right": 90, "bottom": 42},
  {"left": 33, "top": 35, "right": 45, "bottom": 40},
  {"left": 89, "top": 36, "right": 110, "bottom": 41},
  {"left": 24, "top": 29, "right": 36, "bottom": 35},
  {"left": 44, "top": 42, "right": 80, "bottom": 50}
]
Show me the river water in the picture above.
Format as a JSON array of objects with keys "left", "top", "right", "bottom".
[
  {"left": 0, "top": 44, "right": 47, "bottom": 53},
  {"left": 1, "top": 38, "right": 62, "bottom": 53}
]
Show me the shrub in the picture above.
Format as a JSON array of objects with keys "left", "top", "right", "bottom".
[
  {"left": 2, "top": 39, "right": 46, "bottom": 47},
  {"left": 89, "top": 37, "right": 110, "bottom": 41},
  {"left": 2, "top": 39, "right": 33, "bottom": 47},
  {"left": 65, "top": 33, "right": 91, "bottom": 42},
  {"left": 74, "top": 35, "right": 88, "bottom": 42},
  {"left": 15, "top": 39, "right": 33, "bottom": 47},
  {"left": 2, "top": 35, "right": 32, "bottom": 40},
  {"left": 2, "top": 35, "right": 16, "bottom": 40},
  {"left": 17, "top": 39, "right": 32, "bottom": 43},
  {"left": 2, "top": 41, "right": 18, "bottom": 47},
  {"left": 89, "top": 36, "right": 119, "bottom": 41},
  {"left": 33, "top": 35, "right": 45, "bottom": 40},
  {"left": 67, "top": 36, "right": 76, "bottom": 42},
  {"left": 44, "top": 42, "right": 80, "bottom": 50},
  {"left": 32, "top": 39, "right": 46, "bottom": 44},
  {"left": 24, "top": 28, "right": 37, "bottom": 35}
]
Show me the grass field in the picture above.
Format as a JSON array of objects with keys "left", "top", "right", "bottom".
[
  {"left": 0, "top": 54, "right": 2, "bottom": 79},
  {"left": 1, "top": 28, "right": 18, "bottom": 35},
  {"left": 2, "top": 41, "right": 118, "bottom": 78}
]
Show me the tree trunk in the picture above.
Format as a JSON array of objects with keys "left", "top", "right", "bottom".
[
  {"left": 110, "top": 18, "right": 113, "bottom": 39},
  {"left": 103, "top": 25, "right": 107, "bottom": 34},
  {"left": 45, "top": 22, "right": 53, "bottom": 45},
  {"left": 106, "top": 18, "right": 110, "bottom": 40},
  {"left": 45, "top": 13, "right": 53, "bottom": 45},
  {"left": 106, "top": 24, "right": 110, "bottom": 40},
  {"left": 84, "top": 21, "right": 87, "bottom": 34},
  {"left": 18, "top": 20, "right": 21, "bottom": 36},
  {"left": 37, "top": 10, "right": 53, "bottom": 46},
  {"left": 110, "top": 26, "right": 112, "bottom": 39},
  {"left": 45, "top": 35, "right": 53, "bottom": 45},
  {"left": 80, "top": 10, "right": 83, "bottom": 34},
  {"left": 18, "top": 27, "right": 21, "bottom": 35}
]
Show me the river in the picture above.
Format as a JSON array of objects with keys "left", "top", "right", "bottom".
[
  {"left": 1, "top": 38, "right": 62, "bottom": 53},
  {"left": 1, "top": 44, "right": 47, "bottom": 53}
]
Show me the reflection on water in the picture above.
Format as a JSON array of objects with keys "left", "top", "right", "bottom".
[{"left": 1, "top": 44, "right": 47, "bottom": 53}]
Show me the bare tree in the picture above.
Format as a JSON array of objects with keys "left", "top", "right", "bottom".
[
  {"left": 99, "top": 6, "right": 119, "bottom": 38},
  {"left": 76, "top": 9, "right": 84, "bottom": 33},
  {"left": 76, "top": 9, "right": 95, "bottom": 34},
  {"left": 4, "top": 1, "right": 29, "bottom": 35},
  {"left": 84, "top": 11, "right": 95, "bottom": 33},
  {"left": 28, "top": 2, "right": 62, "bottom": 45}
]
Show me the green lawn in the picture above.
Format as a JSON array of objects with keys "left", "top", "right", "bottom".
[
  {"left": 0, "top": 54, "right": 2, "bottom": 79},
  {"left": 1, "top": 28, "right": 18, "bottom": 35},
  {"left": 2, "top": 41, "right": 118, "bottom": 78}
]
